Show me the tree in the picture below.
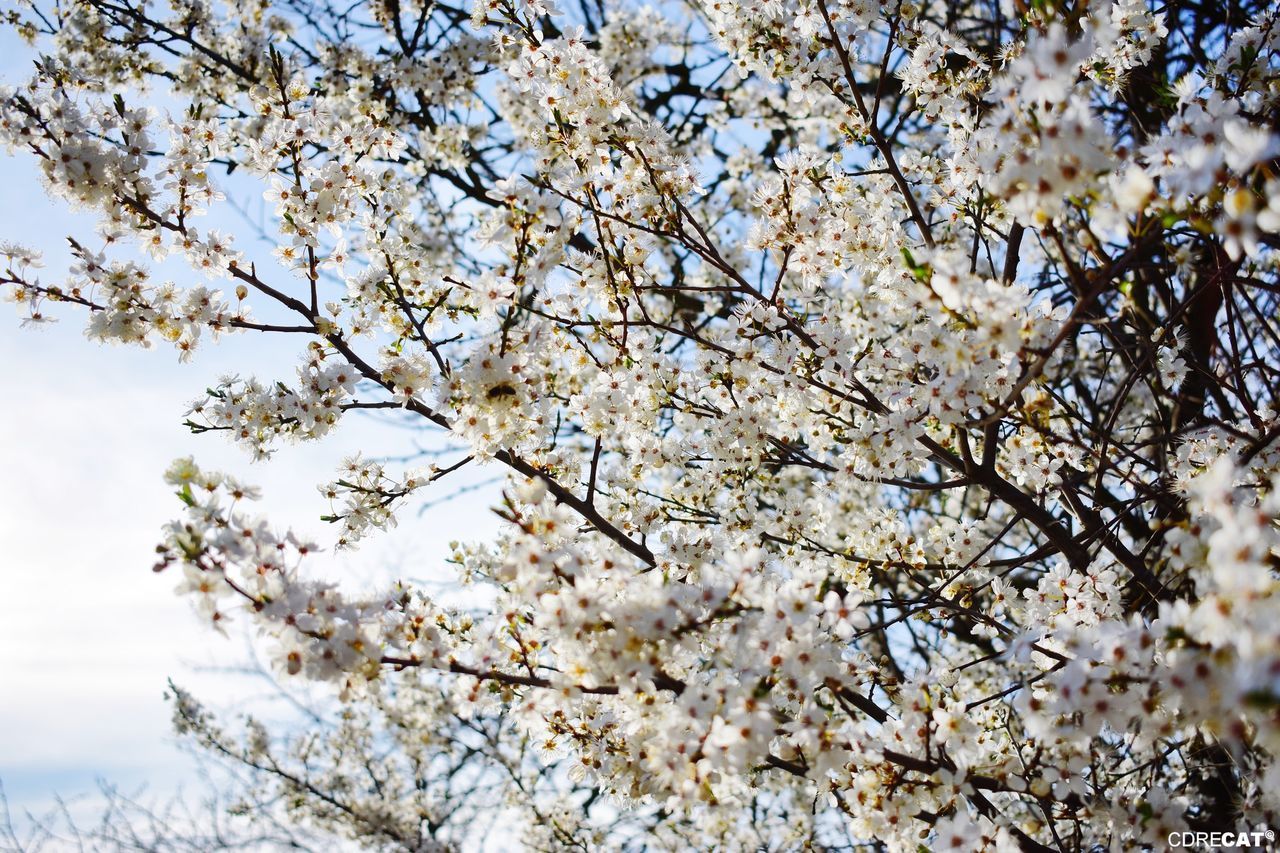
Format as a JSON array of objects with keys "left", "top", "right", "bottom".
[{"left": 2, "top": 0, "right": 1280, "bottom": 847}]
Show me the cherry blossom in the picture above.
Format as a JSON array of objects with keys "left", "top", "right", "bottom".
[{"left": 4, "top": 0, "right": 1280, "bottom": 848}]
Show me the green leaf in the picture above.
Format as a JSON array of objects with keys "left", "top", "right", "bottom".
[{"left": 901, "top": 247, "right": 931, "bottom": 283}]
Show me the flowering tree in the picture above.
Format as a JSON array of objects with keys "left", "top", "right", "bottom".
[{"left": 3, "top": 0, "right": 1280, "bottom": 847}]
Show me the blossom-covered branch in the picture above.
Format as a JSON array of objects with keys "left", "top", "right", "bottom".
[{"left": 4, "top": 0, "right": 1280, "bottom": 848}]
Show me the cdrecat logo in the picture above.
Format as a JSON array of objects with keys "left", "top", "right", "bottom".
[{"left": 1167, "top": 829, "right": 1275, "bottom": 849}]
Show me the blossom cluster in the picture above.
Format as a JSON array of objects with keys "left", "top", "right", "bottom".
[{"left": 5, "top": 0, "right": 1280, "bottom": 849}]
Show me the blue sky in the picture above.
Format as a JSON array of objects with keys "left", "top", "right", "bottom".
[{"left": 0, "top": 26, "right": 501, "bottom": 836}]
